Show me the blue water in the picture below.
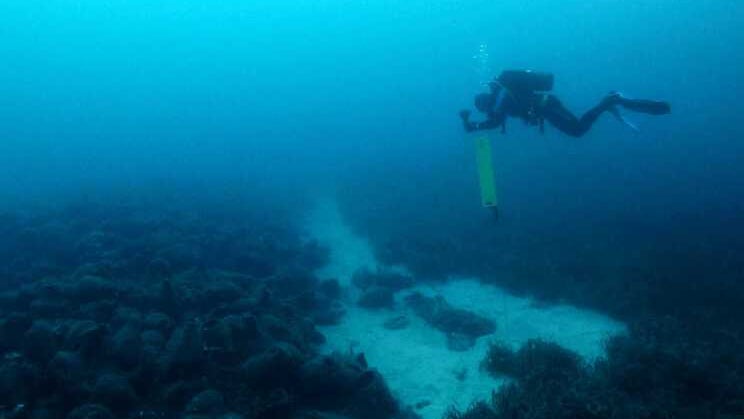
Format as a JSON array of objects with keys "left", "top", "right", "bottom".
[{"left": 3, "top": 1, "right": 741, "bottom": 211}]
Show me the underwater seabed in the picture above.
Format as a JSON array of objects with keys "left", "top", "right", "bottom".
[{"left": 308, "top": 198, "right": 627, "bottom": 419}]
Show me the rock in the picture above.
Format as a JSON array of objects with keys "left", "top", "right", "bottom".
[
  {"left": 28, "top": 282, "right": 64, "bottom": 300},
  {"left": 63, "top": 320, "right": 106, "bottom": 359},
  {"left": 393, "top": 408, "right": 424, "bottom": 419},
  {"left": 126, "top": 411, "right": 164, "bottom": 419},
  {"left": 158, "top": 279, "right": 180, "bottom": 315},
  {"left": 291, "top": 291, "right": 323, "bottom": 312},
  {"left": 346, "top": 370, "right": 399, "bottom": 419},
  {"left": 202, "top": 280, "right": 242, "bottom": 304},
  {"left": 0, "top": 313, "right": 32, "bottom": 352},
  {"left": 209, "top": 270, "right": 255, "bottom": 285},
  {"left": 312, "top": 301, "right": 346, "bottom": 326},
  {"left": 109, "top": 323, "right": 142, "bottom": 369},
  {"left": 202, "top": 314, "right": 259, "bottom": 362},
  {"left": 352, "top": 268, "right": 414, "bottom": 291},
  {"left": 357, "top": 286, "right": 394, "bottom": 309},
  {"left": 414, "top": 400, "right": 432, "bottom": 410},
  {"left": 241, "top": 343, "right": 303, "bottom": 389},
  {"left": 13, "top": 286, "right": 37, "bottom": 308},
  {"left": 267, "top": 272, "right": 318, "bottom": 299},
  {"left": 256, "top": 286, "right": 273, "bottom": 307},
  {"left": 157, "top": 243, "right": 201, "bottom": 273},
  {"left": 0, "top": 352, "right": 39, "bottom": 405},
  {"left": 29, "top": 407, "right": 56, "bottom": 419},
  {"left": 293, "top": 411, "right": 352, "bottom": 419},
  {"left": 453, "top": 367, "right": 468, "bottom": 382},
  {"left": 318, "top": 279, "right": 342, "bottom": 299},
  {"left": 0, "top": 202, "right": 427, "bottom": 419},
  {"left": 162, "top": 381, "right": 202, "bottom": 410},
  {"left": 383, "top": 315, "right": 409, "bottom": 330},
  {"left": 140, "top": 329, "right": 166, "bottom": 378},
  {"left": 48, "top": 351, "right": 86, "bottom": 391},
  {"left": 253, "top": 388, "right": 292, "bottom": 419},
  {"left": 161, "top": 320, "right": 204, "bottom": 375},
  {"left": 260, "top": 314, "right": 294, "bottom": 343},
  {"left": 73, "top": 230, "right": 111, "bottom": 258},
  {"left": 65, "top": 276, "right": 119, "bottom": 304},
  {"left": 147, "top": 257, "right": 172, "bottom": 278},
  {"left": 201, "top": 318, "right": 230, "bottom": 353},
  {"left": 111, "top": 307, "right": 143, "bottom": 329},
  {"left": 234, "top": 252, "right": 275, "bottom": 279},
  {"left": 143, "top": 312, "right": 174, "bottom": 333},
  {"left": 0, "top": 291, "right": 20, "bottom": 314},
  {"left": 141, "top": 329, "right": 166, "bottom": 350},
  {"left": 73, "top": 261, "right": 116, "bottom": 279},
  {"left": 289, "top": 291, "right": 345, "bottom": 327},
  {"left": 66, "top": 404, "right": 115, "bottom": 419},
  {"left": 297, "top": 352, "right": 379, "bottom": 411},
  {"left": 29, "top": 297, "right": 69, "bottom": 317},
  {"left": 300, "top": 318, "right": 326, "bottom": 346},
  {"left": 405, "top": 293, "right": 495, "bottom": 350},
  {"left": 91, "top": 373, "right": 137, "bottom": 411},
  {"left": 242, "top": 314, "right": 260, "bottom": 339},
  {"left": 78, "top": 301, "right": 116, "bottom": 321},
  {"left": 482, "top": 340, "right": 518, "bottom": 377},
  {"left": 185, "top": 389, "right": 225, "bottom": 415},
  {"left": 217, "top": 298, "right": 255, "bottom": 317},
  {"left": 446, "top": 333, "right": 477, "bottom": 352},
  {"left": 23, "top": 320, "right": 61, "bottom": 363},
  {"left": 0, "top": 403, "right": 29, "bottom": 419}
]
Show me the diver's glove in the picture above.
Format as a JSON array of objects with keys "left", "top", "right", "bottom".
[
  {"left": 459, "top": 110, "right": 477, "bottom": 132},
  {"left": 458, "top": 110, "right": 476, "bottom": 131}
]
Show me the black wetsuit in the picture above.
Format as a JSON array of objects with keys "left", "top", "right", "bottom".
[{"left": 463, "top": 88, "right": 670, "bottom": 137}]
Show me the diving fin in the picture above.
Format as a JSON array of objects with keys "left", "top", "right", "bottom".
[
  {"left": 608, "top": 106, "right": 640, "bottom": 133},
  {"left": 620, "top": 97, "right": 671, "bottom": 115}
]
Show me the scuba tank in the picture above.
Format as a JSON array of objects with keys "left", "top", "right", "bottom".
[
  {"left": 488, "top": 70, "right": 554, "bottom": 133},
  {"left": 493, "top": 70, "right": 554, "bottom": 93}
]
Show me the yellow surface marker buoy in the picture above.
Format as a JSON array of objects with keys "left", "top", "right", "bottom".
[{"left": 475, "top": 136, "right": 498, "bottom": 209}]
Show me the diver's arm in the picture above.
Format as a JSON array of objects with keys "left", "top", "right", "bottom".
[
  {"left": 472, "top": 118, "right": 504, "bottom": 131},
  {"left": 459, "top": 110, "right": 503, "bottom": 132}
]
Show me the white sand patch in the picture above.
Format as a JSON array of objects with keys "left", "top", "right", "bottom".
[
  {"left": 409, "top": 279, "right": 626, "bottom": 360},
  {"left": 307, "top": 199, "right": 377, "bottom": 288},
  {"left": 307, "top": 198, "right": 626, "bottom": 419}
]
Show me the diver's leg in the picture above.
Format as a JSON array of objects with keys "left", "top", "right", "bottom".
[
  {"left": 543, "top": 93, "right": 669, "bottom": 137},
  {"left": 541, "top": 95, "right": 593, "bottom": 137},
  {"left": 575, "top": 95, "right": 618, "bottom": 133}
]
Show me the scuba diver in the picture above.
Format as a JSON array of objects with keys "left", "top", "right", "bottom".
[{"left": 460, "top": 70, "right": 670, "bottom": 137}]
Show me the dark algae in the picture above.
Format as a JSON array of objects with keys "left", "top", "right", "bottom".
[{"left": 0, "top": 201, "right": 416, "bottom": 419}]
